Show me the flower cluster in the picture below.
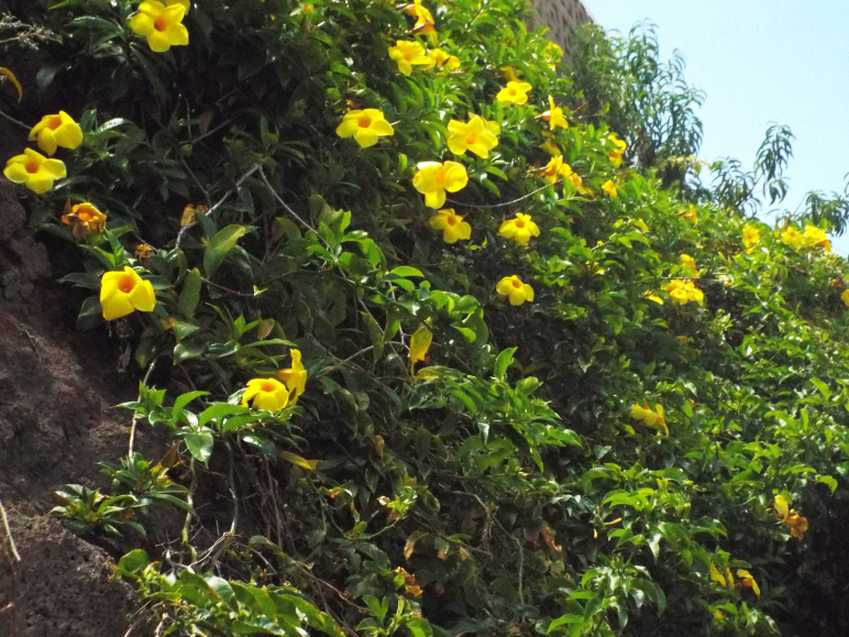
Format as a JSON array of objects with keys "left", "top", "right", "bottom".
[
  {"left": 242, "top": 349, "right": 308, "bottom": 412},
  {"left": 664, "top": 279, "right": 705, "bottom": 306},
  {"left": 774, "top": 494, "right": 809, "bottom": 540},
  {"left": 629, "top": 402, "right": 668, "bottom": 436},
  {"left": 780, "top": 223, "right": 830, "bottom": 252}
]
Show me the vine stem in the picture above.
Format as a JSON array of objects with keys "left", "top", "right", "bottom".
[{"left": 0, "top": 498, "right": 20, "bottom": 562}]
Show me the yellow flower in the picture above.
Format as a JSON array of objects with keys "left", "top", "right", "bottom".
[
  {"left": 496, "top": 275, "right": 534, "bottom": 306},
  {"left": 412, "top": 161, "right": 468, "bottom": 209},
  {"left": 601, "top": 179, "right": 618, "bottom": 198},
  {"left": 540, "top": 95, "right": 568, "bottom": 130},
  {"left": 841, "top": 289, "right": 849, "bottom": 308},
  {"left": 428, "top": 48, "right": 460, "bottom": 71},
  {"left": 679, "top": 254, "right": 699, "bottom": 276},
  {"left": 167, "top": 0, "right": 190, "bottom": 9},
  {"left": 498, "top": 212, "right": 540, "bottom": 247},
  {"left": 802, "top": 224, "right": 830, "bottom": 252},
  {"left": 61, "top": 202, "right": 107, "bottom": 239},
  {"left": 742, "top": 224, "right": 760, "bottom": 252},
  {"left": 402, "top": 0, "right": 436, "bottom": 39},
  {"left": 242, "top": 377, "right": 289, "bottom": 412},
  {"left": 277, "top": 348, "right": 308, "bottom": 402},
  {"left": 409, "top": 324, "right": 433, "bottom": 366},
  {"left": 428, "top": 208, "right": 471, "bottom": 244},
  {"left": 630, "top": 402, "right": 668, "bottom": 436},
  {"left": 773, "top": 494, "right": 790, "bottom": 521},
  {"left": 446, "top": 115, "right": 499, "bottom": 158},
  {"left": 708, "top": 562, "right": 729, "bottom": 589},
  {"left": 735, "top": 569, "right": 760, "bottom": 599},
  {"left": 99, "top": 266, "right": 156, "bottom": 321},
  {"left": 544, "top": 41, "right": 563, "bottom": 67},
  {"left": 28, "top": 111, "right": 83, "bottom": 156},
  {"left": 496, "top": 81, "right": 532, "bottom": 105},
  {"left": 181, "top": 202, "right": 208, "bottom": 226},
  {"left": 773, "top": 494, "right": 809, "bottom": 540},
  {"left": 664, "top": 279, "right": 704, "bottom": 306},
  {"left": 561, "top": 163, "right": 590, "bottom": 194},
  {"left": 3, "top": 148, "right": 67, "bottom": 195},
  {"left": 779, "top": 225, "right": 804, "bottom": 250},
  {"left": 539, "top": 154, "right": 569, "bottom": 184},
  {"left": 388, "top": 40, "right": 433, "bottom": 75},
  {"left": 607, "top": 132, "right": 626, "bottom": 167},
  {"left": 644, "top": 291, "right": 664, "bottom": 305},
  {"left": 681, "top": 204, "right": 698, "bottom": 224},
  {"left": 336, "top": 108, "right": 395, "bottom": 148},
  {"left": 129, "top": 1, "right": 190, "bottom": 53}
]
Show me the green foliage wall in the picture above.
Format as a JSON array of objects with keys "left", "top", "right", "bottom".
[{"left": 3, "top": 1, "right": 849, "bottom": 635}]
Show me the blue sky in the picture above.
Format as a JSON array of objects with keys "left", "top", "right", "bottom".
[{"left": 583, "top": 1, "right": 849, "bottom": 252}]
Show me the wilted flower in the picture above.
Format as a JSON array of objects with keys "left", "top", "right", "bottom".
[
  {"left": 134, "top": 243, "right": 156, "bottom": 262},
  {"left": 735, "top": 569, "right": 761, "bottom": 599},
  {"left": 540, "top": 95, "right": 568, "bottom": 130},
  {"left": 402, "top": 0, "right": 436, "bottom": 39},
  {"left": 336, "top": 108, "right": 395, "bottom": 148},
  {"left": 774, "top": 494, "right": 809, "bottom": 540},
  {"left": 180, "top": 203, "right": 209, "bottom": 226},
  {"left": 29, "top": 111, "right": 83, "bottom": 156},
  {"left": 496, "top": 275, "right": 534, "bottom": 306},
  {"left": 129, "top": 0, "right": 190, "bottom": 53},
  {"left": 388, "top": 40, "right": 433, "bottom": 75},
  {"left": 99, "top": 266, "right": 156, "bottom": 321},
  {"left": 61, "top": 202, "right": 107, "bottom": 239},
  {"left": 446, "top": 115, "right": 499, "bottom": 158},
  {"left": 681, "top": 204, "right": 698, "bottom": 224},
  {"left": 496, "top": 80, "right": 532, "bottom": 105},
  {"left": 412, "top": 161, "right": 468, "bottom": 209},
  {"left": 3, "top": 148, "right": 67, "bottom": 195},
  {"left": 428, "top": 208, "right": 471, "bottom": 244},
  {"left": 242, "top": 377, "right": 289, "bottom": 412},
  {"left": 498, "top": 212, "right": 540, "bottom": 247}
]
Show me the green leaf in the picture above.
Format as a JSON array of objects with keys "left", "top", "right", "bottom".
[
  {"left": 116, "top": 548, "right": 150, "bottom": 574},
  {"left": 183, "top": 429, "right": 215, "bottom": 464},
  {"left": 203, "top": 224, "right": 250, "bottom": 278},
  {"left": 178, "top": 268, "right": 203, "bottom": 318},
  {"left": 493, "top": 347, "right": 517, "bottom": 380}
]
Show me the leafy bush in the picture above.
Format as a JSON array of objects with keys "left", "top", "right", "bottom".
[{"left": 4, "top": 0, "right": 849, "bottom": 635}]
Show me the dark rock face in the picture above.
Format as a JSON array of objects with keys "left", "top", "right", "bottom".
[{"left": 0, "top": 178, "right": 148, "bottom": 636}]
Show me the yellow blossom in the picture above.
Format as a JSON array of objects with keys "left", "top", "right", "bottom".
[
  {"left": 129, "top": 1, "right": 190, "bottom": 53},
  {"left": 544, "top": 41, "right": 563, "bottom": 68},
  {"left": 539, "top": 154, "right": 570, "bottom": 184},
  {"left": 277, "top": 348, "right": 308, "bottom": 402},
  {"left": 774, "top": 494, "right": 809, "bottom": 540},
  {"left": 664, "top": 279, "right": 704, "bottom": 306},
  {"left": 735, "top": 569, "right": 760, "bottom": 599},
  {"left": 496, "top": 275, "right": 534, "bottom": 306},
  {"left": 242, "top": 377, "right": 289, "bottom": 412},
  {"left": 412, "top": 161, "right": 468, "bottom": 209},
  {"left": 561, "top": 163, "right": 590, "bottom": 194},
  {"left": 402, "top": 0, "right": 436, "bottom": 39},
  {"left": 388, "top": 40, "right": 433, "bottom": 75},
  {"left": 742, "top": 224, "right": 760, "bottom": 252},
  {"left": 681, "top": 204, "right": 698, "bottom": 224},
  {"left": 3, "top": 148, "right": 67, "bottom": 195},
  {"left": 644, "top": 291, "right": 664, "bottom": 305},
  {"left": 181, "top": 203, "right": 208, "bottom": 226},
  {"left": 61, "top": 202, "right": 107, "bottom": 239},
  {"left": 841, "top": 289, "right": 849, "bottom": 308},
  {"left": 779, "top": 225, "right": 804, "bottom": 250},
  {"left": 540, "top": 95, "right": 568, "bottom": 130},
  {"left": 446, "top": 115, "right": 499, "bottom": 158},
  {"left": 607, "top": 132, "right": 626, "bottom": 167},
  {"left": 428, "top": 48, "right": 460, "bottom": 71},
  {"left": 29, "top": 111, "right": 83, "bottom": 156},
  {"left": 629, "top": 402, "right": 668, "bottom": 436},
  {"left": 679, "top": 254, "right": 699, "bottom": 276},
  {"left": 409, "top": 324, "right": 433, "bottom": 366},
  {"left": 496, "top": 81, "right": 532, "bottom": 106},
  {"left": 428, "top": 208, "right": 471, "bottom": 244},
  {"left": 601, "top": 179, "right": 618, "bottom": 198},
  {"left": 336, "top": 108, "right": 395, "bottom": 149},
  {"left": 498, "top": 212, "right": 540, "bottom": 247},
  {"left": 99, "top": 266, "right": 156, "bottom": 321},
  {"left": 802, "top": 224, "right": 830, "bottom": 252}
]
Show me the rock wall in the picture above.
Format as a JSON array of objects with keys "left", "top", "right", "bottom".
[{"left": 531, "top": 0, "right": 591, "bottom": 51}]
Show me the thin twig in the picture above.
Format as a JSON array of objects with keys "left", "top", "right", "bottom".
[
  {"left": 257, "top": 168, "right": 315, "bottom": 231},
  {"left": 128, "top": 356, "right": 160, "bottom": 458},
  {"left": 0, "top": 499, "right": 20, "bottom": 562},
  {"left": 0, "top": 108, "right": 29, "bottom": 131},
  {"left": 447, "top": 178, "right": 565, "bottom": 209}
]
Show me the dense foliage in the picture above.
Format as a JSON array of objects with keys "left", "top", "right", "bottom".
[{"left": 3, "top": 0, "right": 849, "bottom": 634}]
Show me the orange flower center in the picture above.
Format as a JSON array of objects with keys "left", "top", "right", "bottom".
[
  {"left": 435, "top": 169, "right": 447, "bottom": 186},
  {"left": 47, "top": 115, "right": 62, "bottom": 130},
  {"left": 154, "top": 16, "right": 168, "bottom": 31},
  {"left": 118, "top": 274, "right": 136, "bottom": 293},
  {"left": 261, "top": 381, "right": 276, "bottom": 393},
  {"left": 515, "top": 219, "right": 525, "bottom": 228},
  {"left": 25, "top": 161, "right": 39, "bottom": 174},
  {"left": 445, "top": 215, "right": 456, "bottom": 226},
  {"left": 466, "top": 134, "right": 476, "bottom": 144},
  {"left": 511, "top": 279, "right": 522, "bottom": 289},
  {"left": 358, "top": 115, "right": 372, "bottom": 128}
]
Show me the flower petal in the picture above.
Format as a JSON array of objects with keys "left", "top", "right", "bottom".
[{"left": 129, "top": 279, "right": 156, "bottom": 312}]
